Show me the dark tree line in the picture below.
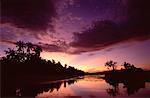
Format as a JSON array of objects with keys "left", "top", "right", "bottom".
[
  {"left": 0, "top": 41, "right": 84, "bottom": 77},
  {"left": 105, "top": 60, "right": 143, "bottom": 72},
  {"left": 2, "top": 41, "right": 42, "bottom": 63},
  {"left": 104, "top": 60, "right": 149, "bottom": 97}
]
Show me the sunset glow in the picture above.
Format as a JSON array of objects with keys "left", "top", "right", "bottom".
[
  {"left": 40, "top": 39, "right": 150, "bottom": 72},
  {"left": 1, "top": 0, "right": 150, "bottom": 72},
  {"left": 1, "top": 0, "right": 150, "bottom": 98}
]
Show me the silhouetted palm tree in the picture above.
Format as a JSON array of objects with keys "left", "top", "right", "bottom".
[
  {"left": 33, "top": 45, "right": 42, "bottom": 58},
  {"left": 1, "top": 40, "right": 85, "bottom": 96},
  {"left": 4, "top": 48, "right": 16, "bottom": 60},
  {"left": 16, "top": 41, "right": 25, "bottom": 53},
  {"left": 26, "top": 42, "right": 34, "bottom": 53}
]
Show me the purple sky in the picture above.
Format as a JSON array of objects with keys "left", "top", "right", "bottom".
[{"left": 1, "top": 0, "right": 150, "bottom": 72}]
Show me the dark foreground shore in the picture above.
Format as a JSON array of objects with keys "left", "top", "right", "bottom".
[
  {"left": 1, "top": 73, "right": 84, "bottom": 97},
  {"left": 1, "top": 70, "right": 150, "bottom": 97},
  {"left": 103, "top": 70, "right": 150, "bottom": 81}
]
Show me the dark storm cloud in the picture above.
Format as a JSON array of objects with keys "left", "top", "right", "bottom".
[
  {"left": 0, "top": 26, "right": 18, "bottom": 41},
  {"left": 70, "top": 19, "right": 150, "bottom": 54},
  {"left": 38, "top": 41, "right": 69, "bottom": 52},
  {"left": 0, "top": 24, "right": 44, "bottom": 44},
  {"left": 38, "top": 43, "right": 64, "bottom": 52},
  {"left": 70, "top": 0, "right": 150, "bottom": 54},
  {"left": 1, "top": 0, "right": 57, "bottom": 30},
  {"left": 127, "top": 0, "right": 150, "bottom": 28},
  {"left": 0, "top": 39, "right": 68, "bottom": 53}
]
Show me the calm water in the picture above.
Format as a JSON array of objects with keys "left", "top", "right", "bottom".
[
  {"left": 15, "top": 75, "right": 150, "bottom": 98},
  {"left": 12, "top": 75, "right": 150, "bottom": 98}
]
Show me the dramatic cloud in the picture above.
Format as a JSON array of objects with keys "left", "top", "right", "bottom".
[
  {"left": 1, "top": 0, "right": 57, "bottom": 31},
  {"left": 0, "top": 39, "right": 69, "bottom": 53},
  {"left": 0, "top": 24, "right": 48, "bottom": 44},
  {"left": 38, "top": 40, "right": 69, "bottom": 53},
  {"left": 1, "top": 0, "right": 150, "bottom": 55},
  {"left": 70, "top": 20, "right": 150, "bottom": 54},
  {"left": 0, "top": 25, "right": 18, "bottom": 41},
  {"left": 0, "top": 39, "right": 16, "bottom": 45},
  {"left": 70, "top": 0, "right": 150, "bottom": 54},
  {"left": 127, "top": 0, "right": 150, "bottom": 28}
]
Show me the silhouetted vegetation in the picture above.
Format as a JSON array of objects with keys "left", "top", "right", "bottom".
[
  {"left": 105, "top": 74, "right": 147, "bottom": 96},
  {"left": 122, "top": 62, "right": 143, "bottom": 72},
  {"left": 104, "top": 60, "right": 144, "bottom": 72},
  {"left": 0, "top": 41, "right": 84, "bottom": 97},
  {"left": 1, "top": 41, "right": 84, "bottom": 75},
  {"left": 103, "top": 60, "right": 150, "bottom": 96},
  {"left": 105, "top": 60, "right": 117, "bottom": 71}
]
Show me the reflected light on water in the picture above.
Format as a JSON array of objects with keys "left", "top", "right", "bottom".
[
  {"left": 36, "top": 83, "right": 75, "bottom": 97},
  {"left": 35, "top": 75, "right": 150, "bottom": 98},
  {"left": 36, "top": 76, "right": 111, "bottom": 98}
]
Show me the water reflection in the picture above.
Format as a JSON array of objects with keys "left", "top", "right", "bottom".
[
  {"left": 104, "top": 76, "right": 147, "bottom": 97},
  {"left": 14, "top": 77, "right": 81, "bottom": 97},
  {"left": 3, "top": 75, "right": 150, "bottom": 97},
  {"left": 106, "top": 82, "right": 119, "bottom": 97},
  {"left": 36, "top": 75, "right": 150, "bottom": 98}
]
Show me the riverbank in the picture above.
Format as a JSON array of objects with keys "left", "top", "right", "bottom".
[
  {"left": 1, "top": 74, "right": 85, "bottom": 97},
  {"left": 103, "top": 70, "right": 150, "bottom": 81}
]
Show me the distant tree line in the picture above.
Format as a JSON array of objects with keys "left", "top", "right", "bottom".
[
  {"left": 104, "top": 60, "right": 147, "bottom": 97},
  {"left": 0, "top": 41, "right": 84, "bottom": 77},
  {"left": 105, "top": 60, "right": 143, "bottom": 72}
]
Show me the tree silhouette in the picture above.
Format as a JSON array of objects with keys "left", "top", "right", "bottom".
[
  {"left": 26, "top": 42, "right": 34, "bottom": 53},
  {"left": 105, "top": 60, "right": 117, "bottom": 71},
  {"left": 65, "top": 64, "right": 67, "bottom": 69},
  {"left": 122, "top": 62, "right": 131, "bottom": 70},
  {"left": 4, "top": 48, "right": 16, "bottom": 61},
  {"left": 122, "top": 62, "right": 143, "bottom": 72},
  {"left": 16, "top": 41, "right": 25, "bottom": 53},
  {"left": 1, "top": 41, "right": 85, "bottom": 97},
  {"left": 52, "top": 59, "right": 55, "bottom": 64},
  {"left": 33, "top": 45, "right": 42, "bottom": 58}
]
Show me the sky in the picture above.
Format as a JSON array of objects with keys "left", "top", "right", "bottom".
[{"left": 0, "top": 0, "right": 150, "bottom": 72}]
